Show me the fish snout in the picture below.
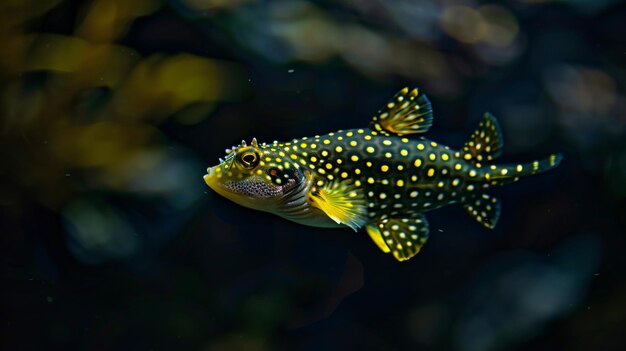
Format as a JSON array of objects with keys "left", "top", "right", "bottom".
[{"left": 204, "top": 166, "right": 217, "bottom": 187}]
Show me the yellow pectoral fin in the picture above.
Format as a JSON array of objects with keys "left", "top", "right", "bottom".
[
  {"left": 366, "top": 225, "right": 390, "bottom": 253},
  {"left": 309, "top": 180, "right": 368, "bottom": 231}
]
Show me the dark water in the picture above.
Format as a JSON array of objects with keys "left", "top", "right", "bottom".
[{"left": 1, "top": 1, "right": 625, "bottom": 350}]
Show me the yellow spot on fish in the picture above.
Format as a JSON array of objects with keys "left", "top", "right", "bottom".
[
  {"left": 442, "top": 154, "right": 449, "bottom": 161},
  {"left": 351, "top": 155, "right": 359, "bottom": 162},
  {"left": 454, "top": 163, "right": 462, "bottom": 170},
  {"left": 381, "top": 165, "right": 389, "bottom": 172},
  {"left": 341, "top": 172, "right": 348, "bottom": 178},
  {"left": 516, "top": 165, "right": 523, "bottom": 172},
  {"left": 396, "top": 179, "right": 404, "bottom": 187},
  {"left": 350, "top": 141, "right": 357, "bottom": 147},
  {"left": 301, "top": 143, "right": 307, "bottom": 149},
  {"left": 469, "top": 170, "right": 476, "bottom": 177},
  {"left": 385, "top": 152, "right": 392, "bottom": 158},
  {"left": 417, "top": 143, "right": 425, "bottom": 150},
  {"left": 414, "top": 159, "right": 422, "bottom": 167},
  {"left": 464, "top": 154, "right": 472, "bottom": 160},
  {"left": 335, "top": 146, "right": 343, "bottom": 153},
  {"left": 323, "top": 139, "right": 330, "bottom": 145},
  {"left": 310, "top": 156, "right": 317, "bottom": 162},
  {"left": 400, "top": 149, "right": 408, "bottom": 157},
  {"left": 366, "top": 146, "right": 375, "bottom": 153},
  {"left": 290, "top": 154, "right": 297, "bottom": 160},
  {"left": 355, "top": 169, "right": 361, "bottom": 175},
  {"left": 325, "top": 163, "right": 333, "bottom": 169},
  {"left": 383, "top": 140, "right": 392, "bottom": 146},
  {"left": 364, "top": 135, "right": 372, "bottom": 140},
  {"left": 367, "top": 177, "right": 375, "bottom": 184},
  {"left": 429, "top": 153, "right": 436, "bottom": 161},
  {"left": 501, "top": 169, "right": 508, "bottom": 175},
  {"left": 427, "top": 168, "right": 435, "bottom": 177},
  {"left": 321, "top": 150, "right": 329, "bottom": 157},
  {"left": 347, "top": 131, "right": 353, "bottom": 137}
]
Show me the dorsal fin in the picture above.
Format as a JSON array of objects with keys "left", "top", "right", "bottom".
[
  {"left": 462, "top": 113, "right": 504, "bottom": 163},
  {"left": 370, "top": 87, "right": 433, "bottom": 136},
  {"left": 463, "top": 194, "right": 501, "bottom": 229},
  {"left": 308, "top": 180, "right": 368, "bottom": 231}
]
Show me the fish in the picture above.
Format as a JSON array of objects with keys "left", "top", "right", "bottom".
[{"left": 204, "top": 87, "right": 562, "bottom": 262}]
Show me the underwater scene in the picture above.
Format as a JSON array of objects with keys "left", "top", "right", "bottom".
[{"left": 1, "top": 0, "right": 625, "bottom": 350}]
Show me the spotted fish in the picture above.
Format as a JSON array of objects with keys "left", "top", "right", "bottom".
[{"left": 204, "top": 87, "right": 562, "bottom": 261}]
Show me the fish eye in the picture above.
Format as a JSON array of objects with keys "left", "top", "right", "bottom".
[{"left": 239, "top": 151, "right": 259, "bottom": 168}]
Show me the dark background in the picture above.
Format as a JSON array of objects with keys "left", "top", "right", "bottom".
[{"left": 1, "top": 0, "right": 625, "bottom": 350}]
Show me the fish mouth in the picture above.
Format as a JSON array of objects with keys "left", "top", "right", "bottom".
[
  {"left": 203, "top": 166, "right": 216, "bottom": 187},
  {"left": 203, "top": 166, "right": 278, "bottom": 211}
]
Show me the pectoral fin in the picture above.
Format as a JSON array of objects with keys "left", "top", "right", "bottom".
[
  {"left": 370, "top": 87, "right": 433, "bottom": 136},
  {"left": 309, "top": 180, "right": 367, "bottom": 231}
]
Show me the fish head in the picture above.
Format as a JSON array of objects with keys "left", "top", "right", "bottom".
[{"left": 204, "top": 139, "right": 310, "bottom": 213}]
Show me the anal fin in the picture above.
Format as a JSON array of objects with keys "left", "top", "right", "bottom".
[{"left": 463, "top": 194, "right": 501, "bottom": 229}]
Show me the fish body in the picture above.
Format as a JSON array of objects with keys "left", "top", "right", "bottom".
[{"left": 204, "top": 87, "right": 562, "bottom": 261}]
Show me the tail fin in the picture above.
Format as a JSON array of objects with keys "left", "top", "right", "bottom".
[
  {"left": 462, "top": 113, "right": 562, "bottom": 184},
  {"left": 486, "top": 153, "right": 563, "bottom": 186},
  {"left": 462, "top": 154, "right": 561, "bottom": 229}
]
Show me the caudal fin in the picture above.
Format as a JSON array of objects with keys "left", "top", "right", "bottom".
[
  {"left": 486, "top": 153, "right": 563, "bottom": 186},
  {"left": 462, "top": 154, "right": 561, "bottom": 228}
]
